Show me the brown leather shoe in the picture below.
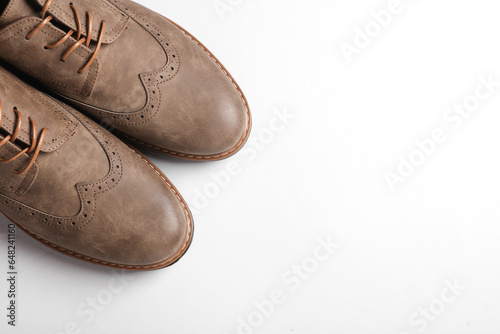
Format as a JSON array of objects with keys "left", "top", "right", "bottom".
[
  {"left": 0, "top": 0, "right": 251, "bottom": 160},
  {"left": 0, "top": 65, "right": 193, "bottom": 270}
]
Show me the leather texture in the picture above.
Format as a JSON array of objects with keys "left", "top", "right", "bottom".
[
  {"left": 0, "top": 65, "right": 193, "bottom": 270},
  {"left": 0, "top": 0, "right": 252, "bottom": 159}
]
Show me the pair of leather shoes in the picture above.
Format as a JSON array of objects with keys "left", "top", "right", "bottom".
[{"left": 0, "top": 0, "right": 251, "bottom": 270}]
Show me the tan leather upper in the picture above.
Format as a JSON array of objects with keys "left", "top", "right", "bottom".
[
  {"left": 0, "top": 0, "right": 251, "bottom": 159},
  {"left": 0, "top": 64, "right": 193, "bottom": 269}
]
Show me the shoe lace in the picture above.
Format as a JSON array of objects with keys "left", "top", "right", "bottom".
[
  {"left": 25, "top": 0, "right": 106, "bottom": 74},
  {"left": 0, "top": 100, "right": 48, "bottom": 175}
]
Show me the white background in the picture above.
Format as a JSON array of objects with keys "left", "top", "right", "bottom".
[{"left": 2, "top": 0, "right": 500, "bottom": 333}]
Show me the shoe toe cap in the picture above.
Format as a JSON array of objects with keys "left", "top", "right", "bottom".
[
  {"left": 75, "top": 148, "right": 193, "bottom": 269},
  {"left": 139, "top": 66, "right": 251, "bottom": 159},
  {"left": 123, "top": 14, "right": 251, "bottom": 159}
]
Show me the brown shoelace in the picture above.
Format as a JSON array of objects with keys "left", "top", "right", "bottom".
[
  {"left": 0, "top": 100, "right": 48, "bottom": 175},
  {"left": 25, "top": 0, "right": 106, "bottom": 74}
]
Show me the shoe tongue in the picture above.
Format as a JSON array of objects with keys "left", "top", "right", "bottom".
[
  {"left": 0, "top": 67, "right": 79, "bottom": 153},
  {"left": 0, "top": 0, "right": 39, "bottom": 29},
  {"left": 23, "top": 0, "right": 128, "bottom": 44},
  {"left": 0, "top": 0, "right": 128, "bottom": 43}
]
